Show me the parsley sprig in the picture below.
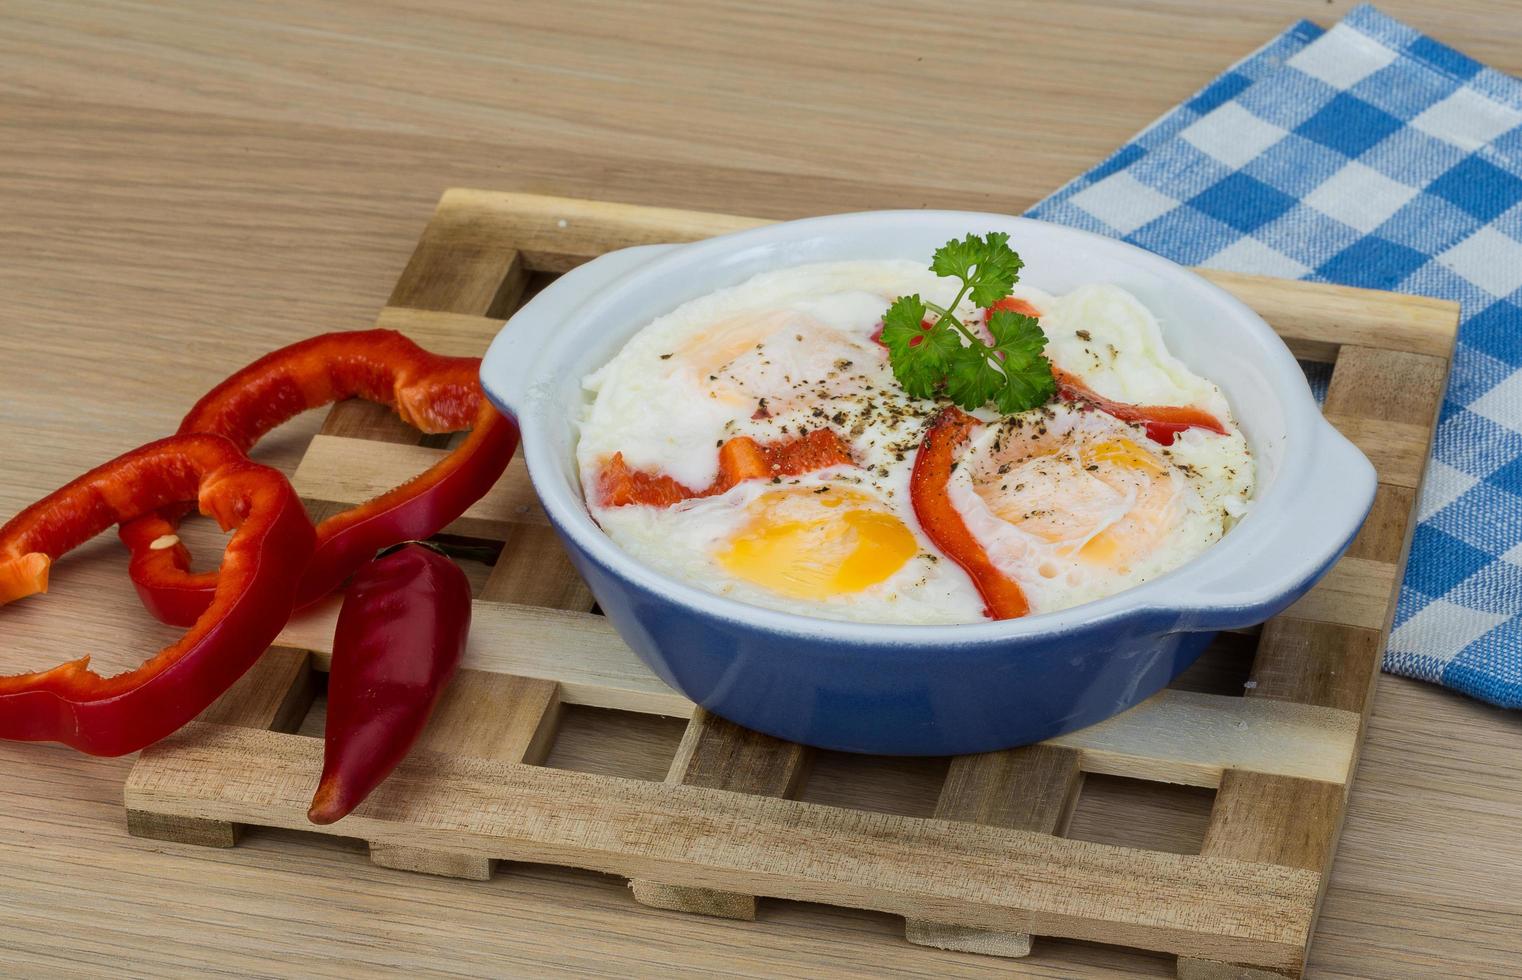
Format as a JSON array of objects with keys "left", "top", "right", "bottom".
[{"left": 880, "top": 232, "right": 1056, "bottom": 414}]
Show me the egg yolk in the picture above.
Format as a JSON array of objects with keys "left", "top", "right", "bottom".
[
  {"left": 716, "top": 488, "right": 918, "bottom": 599},
  {"left": 976, "top": 435, "right": 1176, "bottom": 573}
]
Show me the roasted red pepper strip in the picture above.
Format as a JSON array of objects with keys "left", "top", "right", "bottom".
[
  {"left": 986, "top": 297, "right": 1044, "bottom": 318},
  {"left": 1052, "top": 367, "right": 1228, "bottom": 446},
  {"left": 988, "top": 299, "right": 1228, "bottom": 445},
  {"left": 120, "top": 330, "right": 517, "bottom": 627},
  {"left": 909, "top": 407, "right": 1029, "bottom": 620},
  {"left": 307, "top": 542, "right": 470, "bottom": 825},
  {"left": 0, "top": 434, "right": 314, "bottom": 755},
  {"left": 597, "top": 428, "right": 854, "bottom": 507}
]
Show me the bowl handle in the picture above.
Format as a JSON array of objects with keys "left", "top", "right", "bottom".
[
  {"left": 1176, "top": 420, "right": 1379, "bottom": 631},
  {"left": 480, "top": 243, "right": 680, "bottom": 419}
]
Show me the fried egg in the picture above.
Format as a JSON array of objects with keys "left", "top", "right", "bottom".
[
  {"left": 948, "top": 405, "right": 1244, "bottom": 612},
  {"left": 577, "top": 260, "right": 1253, "bottom": 624}
]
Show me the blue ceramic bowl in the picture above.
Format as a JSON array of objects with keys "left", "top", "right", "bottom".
[{"left": 481, "top": 211, "right": 1375, "bottom": 755}]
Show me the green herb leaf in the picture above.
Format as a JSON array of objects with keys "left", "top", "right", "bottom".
[
  {"left": 987, "top": 309, "right": 1057, "bottom": 413},
  {"left": 881, "top": 232, "right": 1054, "bottom": 414},
  {"left": 882, "top": 294, "right": 953, "bottom": 399},
  {"left": 929, "top": 232, "right": 1024, "bottom": 308},
  {"left": 944, "top": 346, "right": 1003, "bottom": 409}
]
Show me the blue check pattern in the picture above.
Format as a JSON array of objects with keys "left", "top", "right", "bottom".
[{"left": 1029, "top": 5, "right": 1522, "bottom": 708}]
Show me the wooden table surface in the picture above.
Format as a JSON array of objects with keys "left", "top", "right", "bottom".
[{"left": 3, "top": 2, "right": 1521, "bottom": 976}]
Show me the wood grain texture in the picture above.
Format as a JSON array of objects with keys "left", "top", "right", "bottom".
[
  {"left": 126, "top": 723, "right": 1324, "bottom": 971},
  {"left": 126, "top": 648, "right": 314, "bottom": 848},
  {"left": 1247, "top": 619, "right": 1387, "bottom": 716},
  {"left": 1323, "top": 347, "right": 1455, "bottom": 425},
  {"left": 1320, "top": 415, "right": 1430, "bottom": 490},
  {"left": 368, "top": 673, "right": 562, "bottom": 880},
  {"left": 906, "top": 746, "right": 1083, "bottom": 957},
  {"left": 372, "top": 307, "right": 506, "bottom": 357},
  {"left": 1280, "top": 556, "right": 1400, "bottom": 631},
  {"left": 1191, "top": 271, "right": 1460, "bottom": 362},
  {"left": 1178, "top": 774, "right": 1348, "bottom": 980},
  {"left": 481, "top": 523, "right": 596, "bottom": 611},
  {"left": 293, "top": 434, "right": 544, "bottom": 533},
  {"left": 365, "top": 227, "right": 579, "bottom": 875},
  {"left": 304, "top": 399, "right": 429, "bottom": 525},
  {"left": 382, "top": 185, "right": 600, "bottom": 615},
  {"left": 278, "top": 596, "right": 1361, "bottom": 787},
  {"left": 630, "top": 709, "right": 811, "bottom": 920},
  {"left": 1182, "top": 342, "right": 1445, "bottom": 979},
  {"left": 0, "top": 1, "right": 1511, "bottom": 976},
  {"left": 1345, "top": 484, "right": 1418, "bottom": 565}
]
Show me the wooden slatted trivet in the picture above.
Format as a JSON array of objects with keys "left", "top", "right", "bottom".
[{"left": 122, "top": 191, "right": 1458, "bottom": 978}]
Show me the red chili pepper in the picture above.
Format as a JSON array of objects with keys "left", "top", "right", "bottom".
[
  {"left": 597, "top": 428, "right": 855, "bottom": 507},
  {"left": 0, "top": 434, "right": 314, "bottom": 755},
  {"left": 120, "top": 330, "right": 518, "bottom": 626},
  {"left": 909, "top": 407, "right": 1030, "bottom": 620},
  {"left": 307, "top": 542, "right": 470, "bottom": 825}
]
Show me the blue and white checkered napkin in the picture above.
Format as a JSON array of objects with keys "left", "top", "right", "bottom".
[{"left": 1028, "top": 4, "right": 1522, "bottom": 708}]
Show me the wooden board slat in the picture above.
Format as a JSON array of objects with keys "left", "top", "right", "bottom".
[
  {"left": 430, "top": 190, "right": 765, "bottom": 273},
  {"left": 1321, "top": 415, "right": 1429, "bottom": 490},
  {"left": 280, "top": 597, "right": 689, "bottom": 716},
  {"left": 481, "top": 523, "right": 595, "bottom": 611},
  {"left": 1280, "top": 556, "right": 1399, "bottom": 631},
  {"left": 276, "top": 597, "right": 1358, "bottom": 787},
  {"left": 126, "top": 648, "right": 314, "bottom": 847},
  {"left": 1322, "top": 347, "right": 1454, "bottom": 425},
  {"left": 125, "top": 723, "right": 1323, "bottom": 971},
  {"left": 389, "top": 217, "right": 529, "bottom": 317},
  {"left": 1247, "top": 619, "right": 1386, "bottom": 716},
  {"left": 423, "top": 192, "right": 1461, "bottom": 362},
  {"left": 1180, "top": 342, "right": 1447, "bottom": 980},
  {"left": 1193, "top": 271, "right": 1459, "bottom": 363},
  {"left": 631, "top": 708, "right": 811, "bottom": 920},
  {"left": 292, "top": 435, "right": 543, "bottom": 535},
  {"left": 370, "top": 673, "right": 562, "bottom": 879},
  {"left": 316, "top": 399, "right": 420, "bottom": 444},
  {"left": 373, "top": 307, "right": 505, "bottom": 357},
  {"left": 905, "top": 745, "right": 1083, "bottom": 957},
  {"left": 1178, "top": 773, "right": 1347, "bottom": 980},
  {"left": 1042, "top": 690, "right": 1357, "bottom": 788},
  {"left": 1346, "top": 485, "right": 1418, "bottom": 566}
]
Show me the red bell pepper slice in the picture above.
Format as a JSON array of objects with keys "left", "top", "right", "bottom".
[
  {"left": 0, "top": 434, "right": 315, "bottom": 755},
  {"left": 909, "top": 407, "right": 1030, "bottom": 620},
  {"left": 119, "top": 330, "right": 518, "bottom": 627},
  {"left": 1051, "top": 367, "right": 1227, "bottom": 446},
  {"left": 986, "top": 297, "right": 1043, "bottom": 318},
  {"left": 307, "top": 541, "right": 470, "bottom": 824},
  {"left": 597, "top": 428, "right": 854, "bottom": 507},
  {"left": 989, "top": 299, "right": 1228, "bottom": 445}
]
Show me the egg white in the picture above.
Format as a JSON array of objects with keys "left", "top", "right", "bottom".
[
  {"left": 947, "top": 404, "right": 1251, "bottom": 612},
  {"left": 577, "top": 260, "right": 1253, "bottom": 624}
]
